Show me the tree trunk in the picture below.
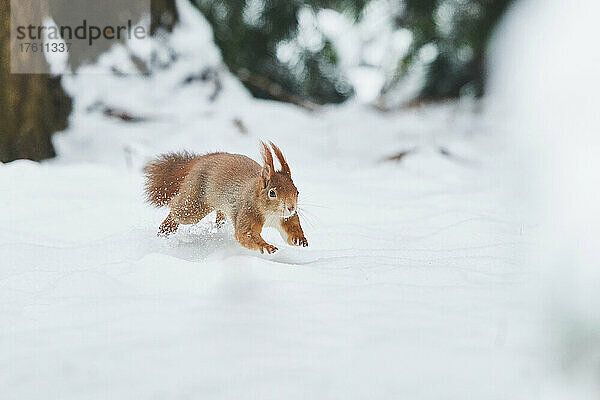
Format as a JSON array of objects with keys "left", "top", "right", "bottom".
[
  {"left": 151, "top": 0, "right": 178, "bottom": 34},
  {"left": 0, "top": 1, "right": 72, "bottom": 163}
]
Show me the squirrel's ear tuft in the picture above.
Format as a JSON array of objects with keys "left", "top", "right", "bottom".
[
  {"left": 261, "top": 164, "right": 271, "bottom": 188},
  {"left": 260, "top": 141, "right": 275, "bottom": 173},
  {"left": 269, "top": 141, "right": 291, "bottom": 176},
  {"left": 260, "top": 141, "right": 274, "bottom": 186}
]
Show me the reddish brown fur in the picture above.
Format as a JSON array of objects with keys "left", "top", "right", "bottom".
[
  {"left": 261, "top": 142, "right": 274, "bottom": 179},
  {"left": 143, "top": 143, "right": 308, "bottom": 253},
  {"left": 158, "top": 212, "right": 179, "bottom": 236},
  {"left": 144, "top": 151, "right": 197, "bottom": 207},
  {"left": 269, "top": 141, "right": 291, "bottom": 176},
  {"left": 215, "top": 210, "right": 226, "bottom": 227}
]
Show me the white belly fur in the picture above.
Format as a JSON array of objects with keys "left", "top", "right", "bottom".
[{"left": 263, "top": 214, "right": 287, "bottom": 241}]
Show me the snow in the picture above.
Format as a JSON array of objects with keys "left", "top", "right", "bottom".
[
  {"left": 489, "top": 0, "right": 600, "bottom": 397},
  {"left": 0, "top": 153, "right": 536, "bottom": 399},
  {"left": 0, "top": 2, "right": 552, "bottom": 399}
]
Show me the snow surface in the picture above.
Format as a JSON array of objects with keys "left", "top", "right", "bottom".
[
  {"left": 489, "top": 0, "right": 600, "bottom": 397},
  {"left": 0, "top": 2, "right": 547, "bottom": 399}
]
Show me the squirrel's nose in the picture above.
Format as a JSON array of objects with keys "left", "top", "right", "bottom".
[{"left": 287, "top": 206, "right": 295, "bottom": 213}]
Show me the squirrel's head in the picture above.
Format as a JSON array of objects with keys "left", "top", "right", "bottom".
[{"left": 259, "top": 141, "right": 299, "bottom": 219}]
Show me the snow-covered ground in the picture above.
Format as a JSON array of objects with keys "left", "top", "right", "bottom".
[
  {"left": 0, "top": 133, "right": 538, "bottom": 399},
  {"left": 0, "top": 2, "right": 579, "bottom": 399},
  {"left": 489, "top": 0, "right": 600, "bottom": 398}
]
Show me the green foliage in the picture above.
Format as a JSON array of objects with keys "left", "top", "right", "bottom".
[
  {"left": 397, "top": 0, "right": 514, "bottom": 99},
  {"left": 192, "top": 0, "right": 368, "bottom": 105},
  {"left": 192, "top": 0, "right": 513, "bottom": 104}
]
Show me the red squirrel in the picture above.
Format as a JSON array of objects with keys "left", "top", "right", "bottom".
[{"left": 144, "top": 142, "right": 308, "bottom": 254}]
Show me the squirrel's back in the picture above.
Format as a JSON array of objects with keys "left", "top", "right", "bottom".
[{"left": 144, "top": 151, "right": 260, "bottom": 208}]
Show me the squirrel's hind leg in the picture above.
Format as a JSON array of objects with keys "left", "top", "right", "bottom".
[
  {"left": 158, "top": 212, "right": 179, "bottom": 236},
  {"left": 215, "top": 210, "right": 226, "bottom": 228},
  {"left": 158, "top": 195, "right": 213, "bottom": 238},
  {"left": 169, "top": 194, "right": 213, "bottom": 225}
]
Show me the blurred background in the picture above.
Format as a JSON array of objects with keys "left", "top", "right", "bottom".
[
  {"left": 1, "top": 0, "right": 513, "bottom": 162},
  {"left": 1, "top": 1, "right": 599, "bottom": 399}
]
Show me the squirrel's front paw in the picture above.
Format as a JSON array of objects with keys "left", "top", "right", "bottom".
[
  {"left": 259, "top": 243, "right": 278, "bottom": 254},
  {"left": 288, "top": 235, "right": 308, "bottom": 247}
]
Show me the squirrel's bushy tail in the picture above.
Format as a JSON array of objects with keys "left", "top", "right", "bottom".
[{"left": 144, "top": 152, "right": 197, "bottom": 207}]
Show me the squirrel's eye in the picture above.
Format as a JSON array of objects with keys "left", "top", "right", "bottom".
[{"left": 269, "top": 189, "right": 276, "bottom": 198}]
